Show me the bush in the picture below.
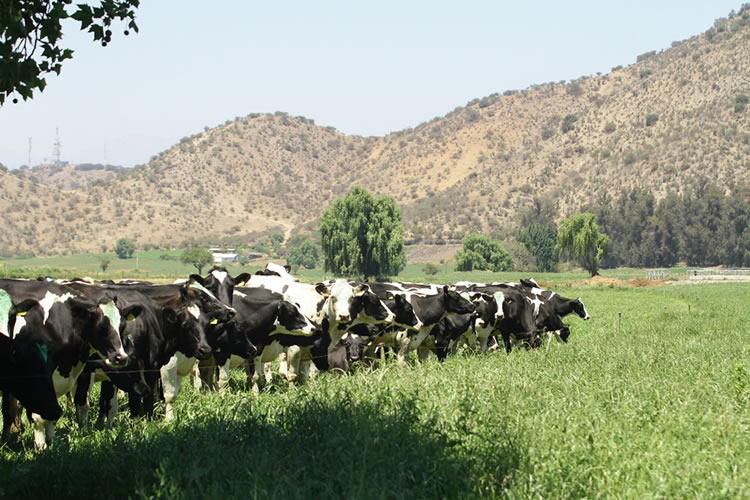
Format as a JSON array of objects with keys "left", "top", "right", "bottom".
[
  {"left": 646, "top": 113, "right": 659, "bottom": 126},
  {"left": 604, "top": 122, "right": 616, "bottom": 134},
  {"left": 561, "top": 114, "right": 578, "bottom": 133},
  {"left": 735, "top": 95, "right": 748, "bottom": 113},
  {"left": 423, "top": 263, "right": 440, "bottom": 276},
  {"left": 455, "top": 234, "right": 513, "bottom": 272}
]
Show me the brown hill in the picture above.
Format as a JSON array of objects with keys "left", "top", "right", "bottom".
[
  {"left": 1, "top": 8, "right": 748, "bottom": 257},
  {"left": 11, "top": 163, "right": 126, "bottom": 191}
]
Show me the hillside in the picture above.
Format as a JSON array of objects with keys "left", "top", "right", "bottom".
[
  {"left": 1, "top": 7, "right": 748, "bottom": 257},
  {"left": 11, "top": 163, "right": 126, "bottom": 190}
]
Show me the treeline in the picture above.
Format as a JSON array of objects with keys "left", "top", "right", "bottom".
[{"left": 585, "top": 180, "right": 750, "bottom": 268}]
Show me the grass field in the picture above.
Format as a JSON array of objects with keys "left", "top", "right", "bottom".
[
  {"left": 1, "top": 280, "right": 748, "bottom": 498},
  {"left": 0, "top": 251, "right": 688, "bottom": 285}
]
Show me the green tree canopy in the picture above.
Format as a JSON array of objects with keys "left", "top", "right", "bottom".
[
  {"left": 518, "top": 223, "right": 558, "bottom": 272},
  {"left": 455, "top": 233, "right": 513, "bottom": 272},
  {"left": 320, "top": 186, "right": 406, "bottom": 280},
  {"left": 1, "top": 1, "right": 140, "bottom": 105},
  {"left": 180, "top": 248, "right": 214, "bottom": 275},
  {"left": 287, "top": 239, "right": 319, "bottom": 270},
  {"left": 114, "top": 238, "right": 134, "bottom": 259},
  {"left": 555, "top": 213, "right": 609, "bottom": 276}
]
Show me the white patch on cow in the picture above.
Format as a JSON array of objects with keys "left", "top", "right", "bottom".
[
  {"left": 530, "top": 287, "right": 543, "bottom": 296},
  {"left": 493, "top": 292, "right": 505, "bottom": 319},
  {"left": 211, "top": 270, "right": 228, "bottom": 284},
  {"left": 99, "top": 300, "right": 122, "bottom": 332},
  {"left": 579, "top": 298, "right": 591, "bottom": 320},
  {"left": 12, "top": 315, "right": 27, "bottom": 337},
  {"left": 529, "top": 296, "right": 544, "bottom": 317},
  {"left": 190, "top": 281, "right": 217, "bottom": 300},
  {"left": 187, "top": 304, "right": 201, "bottom": 320},
  {"left": 39, "top": 291, "right": 74, "bottom": 325},
  {"left": 233, "top": 290, "right": 247, "bottom": 298},
  {"left": 459, "top": 291, "right": 472, "bottom": 302},
  {"left": 0, "top": 289, "right": 12, "bottom": 337},
  {"left": 329, "top": 279, "right": 354, "bottom": 321}
]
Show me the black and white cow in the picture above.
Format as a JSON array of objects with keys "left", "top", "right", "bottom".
[
  {"left": 115, "top": 280, "right": 236, "bottom": 421},
  {"left": 0, "top": 292, "right": 63, "bottom": 436},
  {"left": 516, "top": 280, "right": 590, "bottom": 344},
  {"left": 0, "top": 279, "right": 130, "bottom": 450},
  {"left": 467, "top": 283, "right": 540, "bottom": 353},
  {"left": 367, "top": 284, "right": 476, "bottom": 364},
  {"left": 196, "top": 285, "right": 315, "bottom": 393}
]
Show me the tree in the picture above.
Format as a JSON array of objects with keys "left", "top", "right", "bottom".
[
  {"left": 454, "top": 233, "right": 513, "bottom": 272},
  {"left": 98, "top": 256, "right": 111, "bottom": 272},
  {"left": 114, "top": 238, "right": 134, "bottom": 259},
  {"left": 287, "top": 239, "right": 319, "bottom": 270},
  {"left": 320, "top": 186, "right": 406, "bottom": 280},
  {"left": 1, "top": 1, "right": 140, "bottom": 105},
  {"left": 423, "top": 263, "right": 440, "bottom": 276},
  {"left": 518, "top": 223, "right": 558, "bottom": 272},
  {"left": 555, "top": 213, "right": 609, "bottom": 276},
  {"left": 180, "top": 248, "right": 214, "bottom": 275}
]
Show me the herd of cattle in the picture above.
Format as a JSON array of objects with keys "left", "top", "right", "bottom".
[{"left": 0, "top": 262, "right": 590, "bottom": 452}]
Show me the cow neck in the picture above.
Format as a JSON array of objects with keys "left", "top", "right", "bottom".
[{"left": 409, "top": 291, "right": 447, "bottom": 327}]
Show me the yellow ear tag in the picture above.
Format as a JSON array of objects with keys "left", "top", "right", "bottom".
[
  {"left": 387, "top": 296, "right": 394, "bottom": 300},
  {"left": 209, "top": 318, "right": 218, "bottom": 325},
  {"left": 127, "top": 313, "right": 136, "bottom": 321},
  {"left": 17, "top": 311, "right": 27, "bottom": 317}
]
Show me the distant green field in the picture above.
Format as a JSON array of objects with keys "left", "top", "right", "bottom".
[
  {"left": 0, "top": 252, "right": 687, "bottom": 284},
  {"left": 1, "top": 281, "right": 748, "bottom": 497}
]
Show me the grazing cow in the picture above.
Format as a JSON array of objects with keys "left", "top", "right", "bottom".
[
  {"left": 197, "top": 286, "right": 315, "bottom": 393},
  {"left": 516, "top": 281, "right": 590, "bottom": 343},
  {"left": 467, "top": 283, "right": 540, "bottom": 353},
  {"left": 0, "top": 279, "right": 130, "bottom": 450},
  {"left": 0, "top": 293, "right": 63, "bottom": 433},
  {"left": 368, "top": 285, "right": 475, "bottom": 364},
  {"left": 115, "top": 280, "right": 236, "bottom": 421},
  {"left": 62, "top": 280, "right": 151, "bottom": 428}
]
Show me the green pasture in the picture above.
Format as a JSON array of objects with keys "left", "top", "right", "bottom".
[
  {"left": 0, "top": 251, "right": 688, "bottom": 285},
  {"left": 1, "top": 281, "right": 749, "bottom": 498}
]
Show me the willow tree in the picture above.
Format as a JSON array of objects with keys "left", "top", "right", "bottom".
[
  {"left": 556, "top": 213, "right": 609, "bottom": 276},
  {"left": 320, "top": 187, "right": 406, "bottom": 280}
]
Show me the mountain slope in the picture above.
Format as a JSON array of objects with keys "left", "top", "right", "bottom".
[{"left": 1, "top": 8, "right": 748, "bottom": 256}]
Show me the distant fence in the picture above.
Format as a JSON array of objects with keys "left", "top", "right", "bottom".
[
  {"left": 688, "top": 268, "right": 750, "bottom": 280},
  {"left": 646, "top": 269, "right": 669, "bottom": 280}
]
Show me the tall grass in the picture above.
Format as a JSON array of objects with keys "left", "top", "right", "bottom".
[{"left": 1, "top": 283, "right": 749, "bottom": 498}]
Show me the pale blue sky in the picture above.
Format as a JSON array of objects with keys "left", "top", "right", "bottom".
[{"left": 0, "top": 1, "right": 742, "bottom": 169}]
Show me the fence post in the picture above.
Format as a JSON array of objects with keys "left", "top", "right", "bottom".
[{"left": 618, "top": 312, "right": 622, "bottom": 335}]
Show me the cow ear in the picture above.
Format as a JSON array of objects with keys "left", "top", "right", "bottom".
[
  {"left": 315, "top": 283, "right": 330, "bottom": 296},
  {"left": 442, "top": 285, "right": 450, "bottom": 294},
  {"left": 69, "top": 296, "right": 97, "bottom": 318},
  {"left": 355, "top": 284, "right": 369, "bottom": 296},
  {"left": 161, "top": 306, "right": 178, "bottom": 325},
  {"left": 13, "top": 298, "right": 39, "bottom": 315},
  {"left": 189, "top": 274, "right": 205, "bottom": 285},
  {"left": 234, "top": 273, "right": 252, "bottom": 287},
  {"left": 122, "top": 305, "right": 143, "bottom": 322}
]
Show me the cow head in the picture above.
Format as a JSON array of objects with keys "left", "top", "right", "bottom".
[
  {"left": 349, "top": 287, "right": 396, "bottom": 325},
  {"left": 190, "top": 267, "right": 252, "bottom": 307},
  {"left": 442, "top": 286, "right": 476, "bottom": 316},
  {"left": 315, "top": 279, "right": 363, "bottom": 324},
  {"left": 388, "top": 294, "right": 422, "bottom": 330},
  {"left": 175, "top": 281, "right": 236, "bottom": 359},
  {"left": 572, "top": 297, "right": 590, "bottom": 320},
  {"left": 341, "top": 333, "right": 367, "bottom": 364},
  {"left": 70, "top": 295, "right": 129, "bottom": 367},
  {"left": 274, "top": 297, "right": 316, "bottom": 336}
]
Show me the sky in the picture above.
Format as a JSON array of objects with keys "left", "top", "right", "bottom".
[{"left": 0, "top": 1, "right": 743, "bottom": 169}]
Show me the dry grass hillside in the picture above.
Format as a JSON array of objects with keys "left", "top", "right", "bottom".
[
  {"left": 1, "top": 8, "right": 748, "bottom": 256},
  {"left": 11, "top": 163, "right": 125, "bottom": 190}
]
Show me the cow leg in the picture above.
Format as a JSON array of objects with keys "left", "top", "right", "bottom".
[
  {"left": 2, "top": 394, "right": 24, "bottom": 442},
  {"left": 30, "top": 413, "right": 56, "bottom": 452},
  {"left": 217, "top": 359, "right": 232, "bottom": 392},
  {"left": 98, "top": 381, "right": 118, "bottom": 428},
  {"left": 74, "top": 373, "right": 93, "bottom": 429},
  {"left": 277, "top": 351, "right": 289, "bottom": 379},
  {"left": 394, "top": 330, "right": 410, "bottom": 365},
  {"left": 284, "top": 345, "right": 301, "bottom": 389},
  {"left": 194, "top": 359, "right": 217, "bottom": 392},
  {"left": 159, "top": 356, "right": 182, "bottom": 422},
  {"left": 501, "top": 332, "right": 512, "bottom": 354}
]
